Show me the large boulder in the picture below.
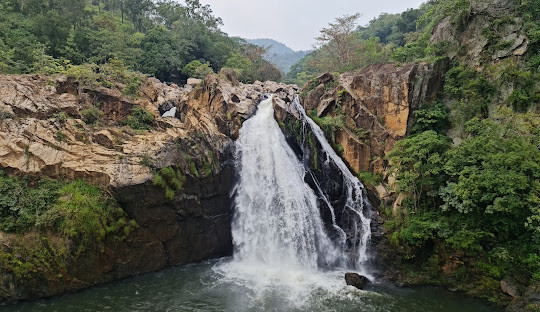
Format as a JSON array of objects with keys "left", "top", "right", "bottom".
[{"left": 345, "top": 273, "right": 370, "bottom": 290}]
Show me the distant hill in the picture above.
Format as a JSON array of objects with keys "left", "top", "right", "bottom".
[{"left": 247, "top": 38, "right": 311, "bottom": 74}]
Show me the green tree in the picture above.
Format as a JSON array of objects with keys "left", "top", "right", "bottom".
[
  {"left": 313, "top": 13, "right": 362, "bottom": 73},
  {"left": 182, "top": 60, "right": 214, "bottom": 79},
  {"left": 441, "top": 117, "right": 540, "bottom": 240},
  {"left": 388, "top": 130, "right": 451, "bottom": 210}
]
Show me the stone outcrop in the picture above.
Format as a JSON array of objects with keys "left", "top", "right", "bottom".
[
  {"left": 430, "top": 0, "right": 529, "bottom": 66},
  {"left": 345, "top": 273, "right": 370, "bottom": 290},
  {"left": 298, "top": 63, "right": 444, "bottom": 204},
  {"left": 0, "top": 73, "right": 296, "bottom": 303}
]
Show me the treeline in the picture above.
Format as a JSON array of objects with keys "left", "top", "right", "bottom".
[
  {"left": 0, "top": 0, "right": 281, "bottom": 83},
  {"left": 287, "top": 0, "right": 539, "bottom": 109},
  {"left": 285, "top": 3, "right": 431, "bottom": 85}
]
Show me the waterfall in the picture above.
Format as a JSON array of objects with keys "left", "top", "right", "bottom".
[
  {"left": 231, "top": 95, "right": 339, "bottom": 269},
  {"left": 287, "top": 96, "right": 372, "bottom": 269},
  {"left": 215, "top": 95, "right": 372, "bottom": 305}
]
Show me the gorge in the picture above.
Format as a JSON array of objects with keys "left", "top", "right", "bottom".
[
  {"left": 1, "top": 84, "right": 499, "bottom": 312},
  {"left": 0, "top": 0, "right": 538, "bottom": 310}
]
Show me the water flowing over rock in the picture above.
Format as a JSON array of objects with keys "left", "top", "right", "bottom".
[
  {"left": 296, "top": 64, "right": 444, "bottom": 211},
  {"left": 231, "top": 96, "right": 337, "bottom": 268},
  {"left": 0, "top": 74, "right": 297, "bottom": 303},
  {"left": 214, "top": 95, "right": 373, "bottom": 307}
]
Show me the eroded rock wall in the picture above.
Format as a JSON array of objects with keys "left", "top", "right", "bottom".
[
  {"left": 297, "top": 63, "right": 445, "bottom": 206},
  {"left": 0, "top": 73, "right": 297, "bottom": 303}
]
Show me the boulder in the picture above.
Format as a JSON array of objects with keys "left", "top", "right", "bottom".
[
  {"left": 501, "top": 276, "right": 522, "bottom": 299},
  {"left": 345, "top": 272, "right": 369, "bottom": 290},
  {"left": 187, "top": 78, "right": 202, "bottom": 86}
]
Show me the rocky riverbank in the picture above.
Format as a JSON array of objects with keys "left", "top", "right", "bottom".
[{"left": 0, "top": 72, "right": 296, "bottom": 303}]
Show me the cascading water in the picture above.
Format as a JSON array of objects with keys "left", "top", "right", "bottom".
[
  {"left": 287, "top": 95, "right": 372, "bottom": 270},
  {"left": 230, "top": 95, "right": 339, "bottom": 268},
  {"left": 9, "top": 95, "right": 500, "bottom": 312},
  {"left": 214, "top": 95, "right": 373, "bottom": 307}
]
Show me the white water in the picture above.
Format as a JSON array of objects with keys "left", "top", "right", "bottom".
[
  {"left": 288, "top": 96, "right": 372, "bottom": 269},
  {"left": 215, "top": 95, "right": 372, "bottom": 306}
]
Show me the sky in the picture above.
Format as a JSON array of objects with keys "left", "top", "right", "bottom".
[{"left": 199, "top": 0, "right": 427, "bottom": 51}]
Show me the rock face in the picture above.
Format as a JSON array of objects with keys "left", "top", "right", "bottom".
[
  {"left": 0, "top": 73, "right": 297, "bottom": 303},
  {"left": 298, "top": 64, "right": 444, "bottom": 204},
  {"left": 506, "top": 281, "right": 540, "bottom": 312},
  {"left": 345, "top": 273, "right": 369, "bottom": 290},
  {"left": 430, "top": 0, "right": 528, "bottom": 65}
]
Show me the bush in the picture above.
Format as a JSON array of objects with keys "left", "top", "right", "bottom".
[
  {"left": 358, "top": 170, "right": 383, "bottom": 187},
  {"left": 182, "top": 60, "right": 215, "bottom": 79},
  {"left": 411, "top": 101, "right": 450, "bottom": 135},
  {"left": 53, "top": 112, "right": 68, "bottom": 124},
  {"left": 444, "top": 62, "right": 495, "bottom": 128},
  {"left": 123, "top": 107, "right": 154, "bottom": 130},
  {"left": 153, "top": 166, "right": 186, "bottom": 201},
  {"left": 0, "top": 172, "right": 60, "bottom": 233},
  {"left": 0, "top": 172, "right": 134, "bottom": 246},
  {"left": 122, "top": 75, "right": 142, "bottom": 98},
  {"left": 55, "top": 131, "right": 68, "bottom": 142},
  {"left": 81, "top": 107, "right": 102, "bottom": 125}
]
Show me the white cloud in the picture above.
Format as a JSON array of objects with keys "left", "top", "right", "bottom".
[{"left": 200, "top": 0, "right": 426, "bottom": 51}]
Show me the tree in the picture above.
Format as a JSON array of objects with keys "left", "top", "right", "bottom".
[
  {"left": 182, "top": 60, "right": 214, "bottom": 79},
  {"left": 124, "top": 0, "right": 153, "bottom": 31},
  {"left": 313, "top": 13, "right": 362, "bottom": 72},
  {"left": 440, "top": 117, "right": 540, "bottom": 240},
  {"left": 388, "top": 130, "right": 451, "bottom": 211}
]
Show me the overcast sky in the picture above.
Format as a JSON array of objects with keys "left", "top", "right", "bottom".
[{"left": 199, "top": 0, "right": 426, "bottom": 51}]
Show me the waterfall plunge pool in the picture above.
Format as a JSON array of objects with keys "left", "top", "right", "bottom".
[
  {"left": 3, "top": 96, "right": 501, "bottom": 312},
  {"left": 5, "top": 258, "right": 500, "bottom": 312}
]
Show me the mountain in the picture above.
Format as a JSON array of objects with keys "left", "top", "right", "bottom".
[{"left": 247, "top": 38, "right": 311, "bottom": 74}]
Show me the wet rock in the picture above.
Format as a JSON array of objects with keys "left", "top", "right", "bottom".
[
  {"left": 501, "top": 276, "right": 522, "bottom": 299},
  {"left": 0, "top": 73, "right": 297, "bottom": 304},
  {"left": 345, "top": 273, "right": 369, "bottom": 290},
  {"left": 506, "top": 281, "right": 540, "bottom": 312}
]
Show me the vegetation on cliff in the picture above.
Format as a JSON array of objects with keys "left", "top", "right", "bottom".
[
  {"left": 290, "top": 0, "right": 539, "bottom": 306},
  {"left": 0, "top": 0, "right": 281, "bottom": 83},
  {"left": 0, "top": 172, "right": 137, "bottom": 291}
]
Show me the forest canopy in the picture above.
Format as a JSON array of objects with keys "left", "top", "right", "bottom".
[{"left": 0, "top": 0, "right": 281, "bottom": 83}]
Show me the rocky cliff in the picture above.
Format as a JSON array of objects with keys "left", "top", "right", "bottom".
[
  {"left": 295, "top": 62, "right": 445, "bottom": 207},
  {"left": 0, "top": 73, "right": 297, "bottom": 303}
]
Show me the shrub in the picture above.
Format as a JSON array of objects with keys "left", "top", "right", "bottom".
[
  {"left": 153, "top": 166, "right": 186, "bottom": 201},
  {"left": 411, "top": 101, "right": 450, "bottom": 135},
  {"left": 54, "top": 131, "right": 68, "bottom": 142},
  {"left": 0, "top": 172, "right": 60, "bottom": 233},
  {"left": 182, "top": 60, "right": 215, "bottom": 79},
  {"left": 53, "top": 112, "right": 68, "bottom": 124},
  {"left": 81, "top": 107, "right": 102, "bottom": 125},
  {"left": 123, "top": 107, "right": 154, "bottom": 130},
  {"left": 122, "top": 75, "right": 142, "bottom": 98},
  {"left": 358, "top": 170, "right": 383, "bottom": 187}
]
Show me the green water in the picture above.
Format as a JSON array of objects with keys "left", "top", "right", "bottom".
[{"left": 3, "top": 258, "right": 500, "bottom": 312}]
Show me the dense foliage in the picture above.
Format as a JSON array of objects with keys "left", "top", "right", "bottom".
[
  {"left": 0, "top": 172, "right": 138, "bottom": 281},
  {"left": 0, "top": 172, "right": 134, "bottom": 240},
  {"left": 286, "top": 0, "right": 540, "bottom": 302},
  {"left": 0, "top": 0, "right": 280, "bottom": 83}
]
